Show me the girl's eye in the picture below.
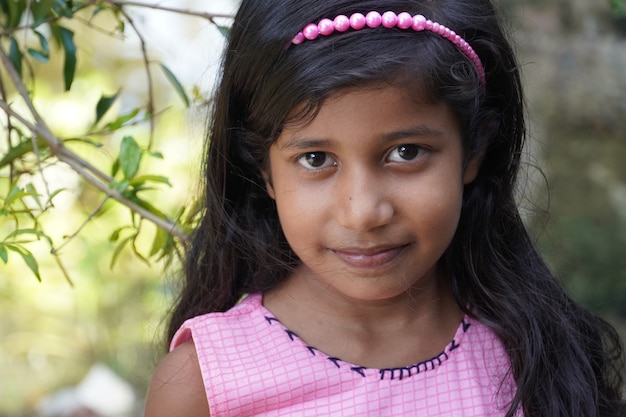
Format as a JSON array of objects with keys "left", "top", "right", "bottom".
[
  {"left": 297, "top": 152, "right": 335, "bottom": 170},
  {"left": 387, "top": 144, "right": 423, "bottom": 162}
]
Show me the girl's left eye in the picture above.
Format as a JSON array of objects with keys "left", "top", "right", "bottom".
[
  {"left": 387, "top": 144, "right": 423, "bottom": 162},
  {"left": 297, "top": 152, "right": 335, "bottom": 170}
]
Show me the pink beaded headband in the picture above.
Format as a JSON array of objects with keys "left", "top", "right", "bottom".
[{"left": 292, "top": 11, "right": 486, "bottom": 86}]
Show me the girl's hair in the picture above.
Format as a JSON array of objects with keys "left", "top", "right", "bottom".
[{"left": 168, "top": 0, "right": 625, "bottom": 415}]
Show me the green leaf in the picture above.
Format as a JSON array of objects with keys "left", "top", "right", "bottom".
[
  {"left": 6, "top": 244, "right": 41, "bottom": 281},
  {"left": 0, "top": 137, "right": 49, "bottom": 169},
  {"left": 126, "top": 194, "right": 168, "bottom": 220},
  {"left": 149, "top": 226, "right": 169, "bottom": 257},
  {"left": 58, "top": 26, "right": 77, "bottom": 90},
  {"left": 106, "top": 108, "right": 140, "bottom": 130},
  {"left": 95, "top": 92, "right": 119, "bottom": 125},
  {"left": 52, "top": 0, "right": 74, "bottom": 18},
  {"left": 119, "top": 136, "right": 142, "bottom": 180},
  {"left": 216, "top": 25, "right": 230, "bottom": 38},
  {"left": 25, "top": 184, "right": 43, "bottom": 210},
  {"left": 31, "top": 0, "right": 53, "bottom": 28},
  {"left": 45, "top": 189, "right": 64, "bottom": 206},
  {"left": 5, "top": 186, "right": 29, "bottom": 206},
  {"left": 65, "top": 137, "right": 103, "bottom": 148},
  {"left": 160, "top": 63, "right": 190, "bottom": 107},
  {"left": 110, "top": 179, "right": 130, "bottom": 192},
  {"left": 129, "top": 175, "right": 172, "bottom": 188},
  {"left": 111, "top": 158, "right": 120, "bottom": 177},
  {"left": 27, "top": 48, "right": 49, "bottom": 62},
  {"left": 27, "top": 31, "right": 50, "bottom": 62},
  {"left": 8, "top": 37, "right": 23, "bottom": 78},
  {"left": 0, "top": 245, "right": 7, "bottom": 263},
  {"left": 4, "top": 228, "right": 46, "bottom": 241},
  {"left": 5, "top": 0, "right": 26, "bottom": 28},
  {"left": 109, "top": 227, "right": 123, "bottom": 242},
  {"left": 110, "top": 235, "right": 133, "bottom": 268}
]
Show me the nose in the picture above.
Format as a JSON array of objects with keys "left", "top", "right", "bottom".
[{"left": 334, "top": 167, "right": 394, "bottom": 232}]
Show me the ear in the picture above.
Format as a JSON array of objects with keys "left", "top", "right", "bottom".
[
  {"left": 261, "top": 169, "right": 276, "bottom": 199},
  {"left": 463, "top": 152, "right": 484, "bottom": 184}
]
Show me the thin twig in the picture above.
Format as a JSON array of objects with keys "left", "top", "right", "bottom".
[
  {"left": 53, "top": 253, "right": 75, "bottom": 287},
  {"left": 51, "top": 197, "right": 111, "bottom": 254},
  {"left": 116, "top": 7, "right": 156, "bottom": 148},
  {"left": 109, "top": 1, "right": 234, "bottom": 21},
  {"left": 0, "top": 63, "right": 15, "bottom": 184}
]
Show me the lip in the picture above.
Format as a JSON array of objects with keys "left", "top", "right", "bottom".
[{"left": 331, "top": 244, "right": 409, "bottom": 269}]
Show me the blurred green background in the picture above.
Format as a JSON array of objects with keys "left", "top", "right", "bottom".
[{"left": 1, "top": 0, "right": 625, "bottom": 415}]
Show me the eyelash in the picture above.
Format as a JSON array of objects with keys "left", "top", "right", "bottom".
[{"left": 296, "top": 144, "right": 427, "bottom": 171}]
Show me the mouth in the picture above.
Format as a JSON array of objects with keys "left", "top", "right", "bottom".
[{"left": 331, "top": 244, "right": 409, "bottom": 269}]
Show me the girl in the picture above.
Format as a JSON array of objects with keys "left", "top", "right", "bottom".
[{"left": 145, "top": 0, "right": 625, "bottom": 416}]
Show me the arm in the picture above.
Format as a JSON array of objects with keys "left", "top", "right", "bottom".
[{"left": 144, "top": 340, "right": 211, "bottom": 417}]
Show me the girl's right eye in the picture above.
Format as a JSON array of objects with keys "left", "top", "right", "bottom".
[{"left": 297, "top": 152, "right": 335, "bottom": 170}]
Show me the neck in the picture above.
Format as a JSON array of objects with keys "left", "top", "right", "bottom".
[
  {"left": 263, "top": 265, "right": 463, "bottom": 368},
  {"left": 268, "top": 263, "right": 458, "bottom": 323}
]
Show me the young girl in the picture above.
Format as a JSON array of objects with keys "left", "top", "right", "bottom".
[{"left": 145, "top": 0, "right": 625, "bottom": 416}]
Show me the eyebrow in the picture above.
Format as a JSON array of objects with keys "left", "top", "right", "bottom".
[{"left": 278, "top": 125, "right": 445, "bottom": 151}]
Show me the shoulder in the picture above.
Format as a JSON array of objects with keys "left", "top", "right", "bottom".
[{"left": 144, "top": 340, "right": 210, "bottom": 417}]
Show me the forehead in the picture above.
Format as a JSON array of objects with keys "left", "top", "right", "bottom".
[{"left": 277, "top": 85, "right": 459, "bottom": 147}]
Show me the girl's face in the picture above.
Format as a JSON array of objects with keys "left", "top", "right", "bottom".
[{"left": 265, "top": 86, "right": 480, "bottom": 303}]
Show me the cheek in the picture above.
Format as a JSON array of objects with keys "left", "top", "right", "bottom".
[
  {"left": 273, "top": 185, "right": 318, "bottom": 240},
  {"left": 409, "top": 178, "right": 464, "bottom": 240}
]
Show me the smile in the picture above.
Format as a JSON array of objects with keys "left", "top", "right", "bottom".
[{"left": 331, "top": 244, "right": 409, "bottom": 269}]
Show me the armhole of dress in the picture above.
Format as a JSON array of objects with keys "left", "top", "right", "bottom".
[{"left": 170, "top": 325, "right": 193, "bottom": 352}]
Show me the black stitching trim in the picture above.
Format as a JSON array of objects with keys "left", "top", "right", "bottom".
[
  {"left": 462, "top": 318, "right": 471, "bottom": 333},
  {"left": 263, "top": 315, "right": 467, "bottom": 380},
  {"left": 328, "top": 357, "right": 342, "bottom": 368},
  {"left": 379, "top": 351, "right": 450, "bottom": 380},
  {"left": 351, "top": 366, "right": 367, "bottom": 377}
]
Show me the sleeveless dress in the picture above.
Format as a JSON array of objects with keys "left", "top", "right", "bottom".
[{"left": 171, "top": 293, "right": 521, "bottom": 417}]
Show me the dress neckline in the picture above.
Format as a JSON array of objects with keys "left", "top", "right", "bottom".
[{"left": 246, "top": 292, "right": 473, "bottom": 381}]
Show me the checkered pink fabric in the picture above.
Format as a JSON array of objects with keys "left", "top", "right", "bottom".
[{"left": 171, "top": 293, "right": 521, "bottom": 416}]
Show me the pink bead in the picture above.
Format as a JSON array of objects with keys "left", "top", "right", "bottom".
[
  {"left": 334, "top": 15, "right": 350, "bottom": 32},
  {"left": 350, "top": 13, "right": 366, "bottom": 30},
  {"left": 432, "top": 22, "right": 440, "bottom": 33},
  {"left": 412, "top": 14, "right": 426, "bottom": 31},
  {"left": 365, "top": 11, "right": 382, "bottom": 28},
  {"left": 397, "top": 12, "right": 413, "bottom": 29},
  {"left": 425, "top": 20, "right": 433, "bottom": 30},
  {"left": 381, "top": 11, "right": 398, "bottom": 28},
  {"left": 292, "top": 32, "right": 305, "bottom": 44},
  {"left": 302, "top": 23, "right": 320, "bottom": 40},
  {"left": 318, "top": 18, "right": 334, "bottom": 36}
]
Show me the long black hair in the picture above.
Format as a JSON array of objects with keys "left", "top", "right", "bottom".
[{"left": 168, "top": 0, "right": 624, "bottom": 415}]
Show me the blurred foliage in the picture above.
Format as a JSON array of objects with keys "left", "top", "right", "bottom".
[
  {"left": 0, "top": 0, "right": 231, "bottom": 282},
  {"left": 0, "top": 0, "right": 231, "bottom": 414},
  {"left": 529, "top": 130, "right": 626, "bottom": 318},
  {"left": 611, "top": 0, "right": 625, "bottom": 16},
  {"left": 516, "top": 0, "right": 626, "bottom": 345}
]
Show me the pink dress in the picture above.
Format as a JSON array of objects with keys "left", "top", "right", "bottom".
[{"left": 171, "top": 293, "right": 521, "bottom": 416}]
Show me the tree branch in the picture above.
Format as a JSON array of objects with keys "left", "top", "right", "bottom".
[
  {"left": 0, "top": 47, "right": 187, "bottom": 241},
  {"left": 115, "top": 6, "right": 156, "bottom": 148},
  {"left": 109, "top": 1, "right": 234, "bottom": 21}
]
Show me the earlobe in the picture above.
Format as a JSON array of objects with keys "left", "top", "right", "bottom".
[
  {"left": 261, "top": 170, "right": 276, "bottom": 199},
  {"left": 463, "top": 153, "right": 484, "bottom": 184}
]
